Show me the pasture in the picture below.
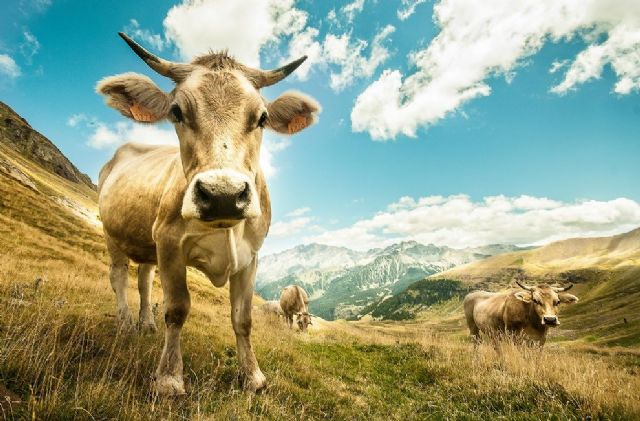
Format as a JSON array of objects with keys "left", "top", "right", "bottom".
[{"left": 1, "top": 151, "right": 639, "bottom": 420}]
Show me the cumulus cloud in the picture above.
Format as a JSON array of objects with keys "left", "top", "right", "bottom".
[
  {"left": 270, "top": 216, "right": 313, "bottom": 237},
  {"left": 260, "top": 136, "right": 291, "bottom": 178},
  {"left": 87, "top": 121, "right": 178, "bottom": 150},
  {"left": 163, "top": 0, "right": 307, "bottom": 66},
  {"left": 352, "top": 0, "right": 640, "bottom": 140},
  {"left": 283, "top": 24, "right": 395, "bottom": 90},
  {"left": 397, "top": 0, "right": 428, "bottom": 21},
  {"left": 304, "top": 195, "right": 640, "bottom": 250},
  {"left": 0, "top": 54, "right": 21, "bottom": 79},
  {"left": 342, "top": 0, "right": 365, "bottom": 23},
  {"left": 123, "top": 19, "right": 166, "bottom": 52}
]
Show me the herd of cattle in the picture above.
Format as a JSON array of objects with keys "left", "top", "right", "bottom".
[{"left": 95, "top": 33, "right": 580, "bottom": 395}]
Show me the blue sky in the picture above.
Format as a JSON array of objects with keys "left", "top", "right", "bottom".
[{"left": 1, "top": 0, "right": 639, "bottom": 254}]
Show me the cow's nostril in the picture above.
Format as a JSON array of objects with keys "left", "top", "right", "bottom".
[
  {"left": 236, "top": 182, "right": 250, "bottom": 208},
  {"left": 195, "top": 180, "right": 213, "bottom": 203}
]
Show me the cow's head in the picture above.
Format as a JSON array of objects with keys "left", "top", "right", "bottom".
[
  {"left": 97, "top": 33, "right": 320, "bottom": 226},
  {"left": 514, "top": 281, "right": 578, "bottom": 327},
  {"left": 296, "top": 312, "right": 312, "bottom": 332}
]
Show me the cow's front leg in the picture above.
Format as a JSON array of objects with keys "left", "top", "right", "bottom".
[
  {"left": 230, "top": 257, "right": 266, "bottom": 392},
  {"left": 155, "top": 242, "right": 190, "bottom": 396}
]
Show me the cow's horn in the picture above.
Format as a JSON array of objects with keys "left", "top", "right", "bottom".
[
  {"left": 246, "top": 56, "right": 307, "bottom": 89},
  {"left": 118, "top": 32, "right": 192, "bottom": 82},
  {"left": 553, "top": 284, "right": 573, "bottom": 292},
  {"left": 515, "top": 280, "right": 535, "bottom": 291}
]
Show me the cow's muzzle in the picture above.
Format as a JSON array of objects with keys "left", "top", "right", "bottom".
[
  {"left": 543, "top": 316, "right": 559, "bottom": 326},
  {"left": 181, "top": 169, "right": 261, "bottom": 223}
]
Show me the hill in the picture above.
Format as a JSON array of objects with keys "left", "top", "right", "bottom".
[
  {"left": 0, "top": 101, "right": 94, "bottom": 188},
  {"left": 436, "top": 228, "right": 640, "bottom": 282},
  {"left": 0, "top": 103, "right": 638, "bottom": 419}
]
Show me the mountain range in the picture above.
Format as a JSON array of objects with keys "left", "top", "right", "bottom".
[{"left": 256, "top": 241, "right": 525, "bottom": 319}]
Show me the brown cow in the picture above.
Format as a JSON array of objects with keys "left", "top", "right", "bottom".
[
  {"left": 464, "top": 281, "right": 578, "bottom": 346},
  {"left": 97, "top": 33, "right": 319, "bottom": 395},
  {"left": 279, "top": 285, "right": 312, "bottom": 331}
]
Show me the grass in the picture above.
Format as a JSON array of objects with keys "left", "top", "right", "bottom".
[{"left": 1, "top": 148, "right": 639, "bottom": 419}]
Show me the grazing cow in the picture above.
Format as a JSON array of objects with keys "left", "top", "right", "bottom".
[
  {"left": 260, "top": 300, "right": 284, "bottom": 317},
  {"left": 279, "top": 285, "right": 312, "bottom": 331},
  {"left": 97, "top": 33, "right": 320, "bottom": 395},
  {"left": 463, "top": 281, "right": 578, "bottom": 346}
]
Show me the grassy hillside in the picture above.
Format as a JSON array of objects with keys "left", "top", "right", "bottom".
[
  {"left": 1, "top": 125, "right": 639, "bottom": 418},
  {"left": 437, "top": 228, "right": 640, "bottom": 281}
]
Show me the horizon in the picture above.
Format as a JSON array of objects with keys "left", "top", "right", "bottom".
[
  {"left": 260, "top": 224, "right": 640, "bottom": 257},
  {"left": 2, "top": 0, "right": 639, "bottom": 255}
]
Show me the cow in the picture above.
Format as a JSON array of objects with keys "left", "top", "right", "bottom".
[
  {"left": 260, "top": 300, "right": 284, "bottom": 317},
  {"left": 96, "top": 33, "right": 320, "bottom": 396},
  {"left": 279, "top": 285, "right": 312, "bottom": 332},
  {"left": 463, "top": 280, "right": 579, "bottom": 347}
]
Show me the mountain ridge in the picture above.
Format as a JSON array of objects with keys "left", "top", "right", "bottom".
[{"left": 0, "top": 101, "right": 94, "bottom": 189}]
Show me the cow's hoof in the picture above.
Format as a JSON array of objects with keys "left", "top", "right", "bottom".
[
  {"left": 155, "top": 375, "right": 186, "bottom": 397},
  {"left": 139, "top": 320, "right": 158, "bottom": 334},
  {"left": 244, "top": 369, "right": 267, "bottom": 393}
]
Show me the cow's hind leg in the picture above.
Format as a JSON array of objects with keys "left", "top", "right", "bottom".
[
  {"left": 138, "top": 264, "right": 157, "bottom": 333},
  {"left": 230, "top": 257, "right": 266, "bottom": 392},
  {"left": 106, "top": 235, "right": 134, "bottom": 329}
]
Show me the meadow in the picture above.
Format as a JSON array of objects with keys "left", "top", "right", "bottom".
[{"left": 1, "top": 143, "right": 639, "bottom": 420}]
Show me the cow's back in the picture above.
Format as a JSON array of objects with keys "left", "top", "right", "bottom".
[
  {"left": 464, "top": 290, "right": 509, "bottom": 334},
  {"left": 99, "top": 143, "right": 182, "bottom": 262},
  {"left": 280, "top": 286, "right": 307, "bottom": 316}
]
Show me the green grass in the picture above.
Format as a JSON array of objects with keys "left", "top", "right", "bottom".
[{"left": 1, "top": 145, "right": 639, "bottom": 419}]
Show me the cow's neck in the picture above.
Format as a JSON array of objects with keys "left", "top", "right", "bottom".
[{"left": 180, "top": 220, "right": 255, "bottom": 287}]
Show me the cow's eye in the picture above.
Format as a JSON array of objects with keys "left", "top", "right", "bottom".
[
  {"left": 553, "top": 300, "right": 559, "bottom": 306},
  {"left": 170, "top": 104, "right": 183, "bottom": 123},
  {"left": 257, "top": 111, "right": 267, "bottom": 128}
]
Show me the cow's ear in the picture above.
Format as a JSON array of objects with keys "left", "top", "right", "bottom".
[
  {"left": 96, "top": 73, "right": 171, "bottom": 123},
  {"left": 514, "top": 291, "right": 532, "bottom": 303},
  {"left": 266, "top": 91, "right": 321, "bottom": 134},
  {"left": 558, "top": 293, "right": 579, "bottom": 304}
]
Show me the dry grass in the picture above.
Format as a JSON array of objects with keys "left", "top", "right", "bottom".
[{"left": 1, "top": 151, "right": 639, "bottom": 419}]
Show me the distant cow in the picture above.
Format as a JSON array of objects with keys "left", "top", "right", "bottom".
[
  {"left": 280, "top": 285, "right": 312, "bottom": 331},
  {"left": 463, "top": 281, "right": 578, "bottom": 346},
  {"left": 260, "top": 300, "right": 284, "bottom": 317}
]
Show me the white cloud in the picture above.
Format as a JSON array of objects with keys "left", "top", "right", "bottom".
[
  {"left": 326, "top": 25, "right": 395, "bottom": 91},
  {"left": 270, "top": 216, "right": 313, "bottom": 237},
  {"left": 283, "top": 24, "right": 395, "bottom": 91},
  {"left": 261, "top": 136, "right": 291, "bottom": 178},
  {"left": 123, "top": 19, "right": 166, "bottom": 52},
  {"left": 162, "top": 0, "right": 308, "bottom": 67},
  {"left": 283, "top": 27, "right": 323, "bottom": 80},
  {"left": 287, "top": 207, "right": 311, "bottom": 217},
  {"left": 87, "top": 121, "right": 178, "bottom": 150},
  {"left": 352, "top": 0, "right": 640, "bottom": 140},
  {"left": 551, "top": 23, "right": 640, "bottom": 95},
  {"left": 20, "top": 30, "right": 40, "bottom": 64},
  {"left": 397, "top": 0, "right": 428, "bottom": 21},
  {"left": 304, "top": 194, "right": 640, "bottom": 251},
  {"left": 342, "top": 0, "right": 365, "bottom": 23},
  {"left": 0, "top": 54, "right": 21, "bottom": 79},
  {"left": 67, "top": 113, "right": 88, "bottom": 127}
]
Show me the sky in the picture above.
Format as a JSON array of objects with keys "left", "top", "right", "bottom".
[{"left": 1, "top": 0, "right": 639, "bottom": 255}]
